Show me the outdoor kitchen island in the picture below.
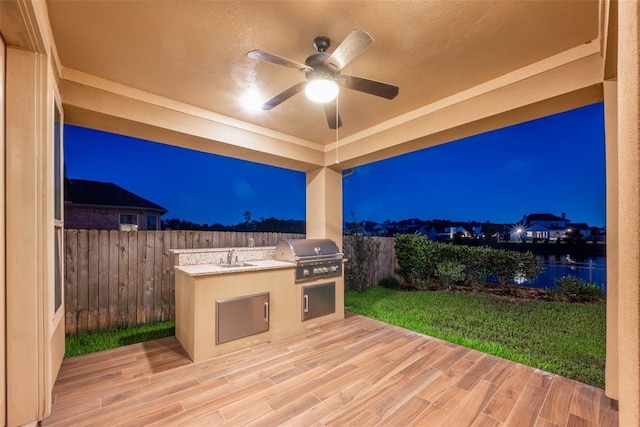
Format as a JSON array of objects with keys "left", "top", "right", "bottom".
[{"left": 172, "top": 240, "right": 345, "bottom": 362}]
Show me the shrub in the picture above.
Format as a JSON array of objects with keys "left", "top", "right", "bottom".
[
  {"left": 394, "top": 235, "right": 542, "bottom": 288},
  {"left": 487, "top": 249, "right": 541, "bottom": 286},
  {"left": 378, "top": 276, "right": 401, "bottom": 290},
  {"left": 435, "top": 260, "right": 465, "bottom": 287},
  {"left": 344, "top": 219, "right": 381, "bottom": 292},
  {"left": 553, "top": 276, "right": 602, "bottom": 298},
  {"left": 394, "top": 234, "right": 438, "bottom": 288},
  {"left": 458, "top": 245, "right": 492, "bottom": 288}
]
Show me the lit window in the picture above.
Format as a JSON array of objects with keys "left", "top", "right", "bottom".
[{"left": 119, "top": 213, "right": 138, "bottom": 231}]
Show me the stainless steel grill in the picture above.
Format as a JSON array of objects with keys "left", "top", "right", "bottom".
[{"left": 275, "top": 238, "right": 344, "bottom": 283}]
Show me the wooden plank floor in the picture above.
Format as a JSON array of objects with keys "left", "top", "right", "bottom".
[{"left": 43, "top": 313, "right": 618, "bottom": 426}]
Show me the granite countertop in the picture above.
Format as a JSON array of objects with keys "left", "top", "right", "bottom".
[
  {"left": 174, "top": 259, "right": 295, "bottom": 277},
  {"left": 169, "top": 246, "right": 275, "bottom": 254}
]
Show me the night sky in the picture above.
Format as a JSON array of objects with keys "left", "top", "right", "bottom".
[{"left": 64, "top": 102, "right": 606, "bottom": 228}]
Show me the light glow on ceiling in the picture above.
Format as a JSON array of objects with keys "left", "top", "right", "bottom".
[{"left": 241, "top": 87, "right": 266, "bottom": 111}]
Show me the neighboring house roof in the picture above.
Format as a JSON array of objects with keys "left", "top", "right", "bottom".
[
  {"left": 65, "top": 178, "right": 168, "bottom": 214},
  {"left": 569, "top": 222, "right": 590, "bottom": 229},
  {"left": 525, "top": 213, "right": 567, "bottom": 222},
  {"left": 524, "top": 223, "right": 551, "bottom": 232}
]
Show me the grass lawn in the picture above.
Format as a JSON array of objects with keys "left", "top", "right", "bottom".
[
  {"left": 65, "top": 320, "right": 175, "bottom": 358},
  {"left": 65, "top": 287, "right": 605, "bottom": 388},
  {"left": 345, "top": 286, "right": 605, "bottom": 388}
]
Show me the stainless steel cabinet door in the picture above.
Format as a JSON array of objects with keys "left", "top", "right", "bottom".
[
  {"left": 302, "top": 282, "right": 335, "bottom": 321},
  {"left": 217, "top": 292, "right": 270, "bottom": 344}
]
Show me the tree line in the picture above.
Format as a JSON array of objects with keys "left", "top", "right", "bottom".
[{"left": 162, "top": 214, "right": 305, "bottom": 234}]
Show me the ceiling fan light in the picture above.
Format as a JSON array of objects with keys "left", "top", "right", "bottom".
[{"left": 305, "top": 79, "right": 339, "bottom": 103}]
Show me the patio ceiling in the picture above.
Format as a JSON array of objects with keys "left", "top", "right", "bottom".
[{"left": 46, "top": 0, "right": 604, "bottom": 171}]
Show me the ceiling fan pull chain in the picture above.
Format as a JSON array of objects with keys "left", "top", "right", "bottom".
[{"left": 335, "top": 95, "right": 340, "bottom": 164}]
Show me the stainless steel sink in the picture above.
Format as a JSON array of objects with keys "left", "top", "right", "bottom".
[{"left": 218, "top": 262, "right": 255, "bottom": 268}]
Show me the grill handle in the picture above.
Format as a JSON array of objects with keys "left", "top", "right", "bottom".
[
  {"left": 264, "top": 302, "right": 269, "bottom": 322},
  {"left": 295, "top": 253, "right": 344, "bottom": 263},
  {"left": 303, "top": 295, "right": 309, "bottom": 313}
]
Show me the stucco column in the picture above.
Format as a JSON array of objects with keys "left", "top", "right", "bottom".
[
  {"left": 604, "top": 80, "right": 619, "bottom": 400},
  {"left": 617, "top": 0, "right": 640, "bottom": 424},
  {"left": 5, "top": 46, "right": 48, "bottom": 426},
  {"left": 0, "top": 36, "right": 5, "bottom": 427},
  {"left": 305, "top": 167, "right": 343, "bottom": 249}
]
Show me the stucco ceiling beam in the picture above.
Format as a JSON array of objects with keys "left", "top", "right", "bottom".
[
  {"left": 601, "top": 0, "right": 618, "bottom": 80},
  {"left": 332, "top": 84, "right": 603, "bottom": 171},
  {"left": 326, "top": 48, "right": 604, "bottom": 169},
  {"left": 60, "top": 77, "right": 324, "bottom": 172}
]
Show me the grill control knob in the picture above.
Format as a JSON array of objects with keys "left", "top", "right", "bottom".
[
  {"left": 331, "top": 265, "right": 338, "bottom": 272},
  {"left": 303, "top": 269, "right": 310, "bottom": 276}
]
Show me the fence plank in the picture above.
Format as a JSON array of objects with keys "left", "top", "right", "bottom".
[
  {"left": 161, "top": 231, "right": 171, "bottom": 321},
  {"left": 136, "top": 231, "right": 146, "bottom": 324},
  {"left": 214, "top": 231, "right": 221, "bottom": 246},
  {"left": 221, "top": 231, "right": 230, "bottom": 248},
  {"left": 144, "top": 231, "right": 155, "bottom": 323},
  {"left": 118, "top": 231, "right": 129, "bottom": 328},
  {"left": 87, "top": 230, "right": 100, "bottom": 332},
  {"left": 108, "top": 230, "right": 119, "bottom": 330},
  {"left": 65, "top": 229, "right": 78, "bottom": 336},
  {"left": 98, "top": 230, "right": 109, "bottom": 330},
  {"left": 177, "top": 230, "right": 186, "bottom": 249},
  {"left": 76, "top": 230, "right": 89, "bottom": 335},
  {"left": 127, "top": 232, "right": 138, "bottom": 327},
  {"left": 185, "top": 231, "right": 194, "bottom": 249},
  {"left": 153, "top": 231, "right": 163, "bottom": 322}
]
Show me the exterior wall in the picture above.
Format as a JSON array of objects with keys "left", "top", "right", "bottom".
[
  {"left": 604, "top": 80, "right": 619, "bottom": 400},
  {"left": 5, "top": 46, "right": 52, "bottom": 426},
  {"left": 2, "top": 1, "right": 65, "bottom": 424},
  {"left": 527, "top": 219, "right": 569, "bottom": 229},
  {"left": 6, "top": 45, "right": 46, "bottom": 427},
  {"left": 65, "top": 205, "right": 161, "bottom": 230},
  {"left": 0, "top": 34, "right": 6, "bottom": 427},
  {"left": 616, "top": 1, "right": 640, "bottom": 423}
]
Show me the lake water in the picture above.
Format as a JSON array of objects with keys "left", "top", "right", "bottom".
[{"left": 519, "top": 255, "right": 607, "bottom": 293}]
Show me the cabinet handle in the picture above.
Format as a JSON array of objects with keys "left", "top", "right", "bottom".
[
  {"left": 304, "top": 295, "right": 309, "bottom": 313},
  {"left": 264, "top": 302, "right": 269, "bottom": 322}
]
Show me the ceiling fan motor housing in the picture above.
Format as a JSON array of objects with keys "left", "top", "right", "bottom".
[
  {"left": 313, "top": 36, "right": 331, "bottom": 52},
  {"left": 304, "top": 53, "right": 337, "bottom": 81}
]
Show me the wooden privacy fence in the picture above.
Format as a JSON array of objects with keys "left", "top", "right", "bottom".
[
  {"left": 369, "top": 236, "right": 398, "bottom": 284},
  {"left": 343, "top": 236, "right": 398, "bottom": 288},
  {"left": 64, "top": 229, "right": 304, "bottom": 336}
]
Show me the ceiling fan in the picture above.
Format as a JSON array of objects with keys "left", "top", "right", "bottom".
[{"left": 247, "top": 29, "right": 399, "bottom": 129}]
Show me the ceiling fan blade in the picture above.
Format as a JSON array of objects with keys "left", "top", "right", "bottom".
[
  {"left": 325, "top": 29, "right": 374, "bottom": 71},
  {"left": 339, "top": 75, "right": 399, "bottom": 100},
  {"left": 323, "top": 100, "right": 343, "bottom": 129},
  {"left": 247, "top": 50, "right": 313, "bottom": 72},
  {"left": 261, "top": 82, "right": 307, "bottom": 110}
]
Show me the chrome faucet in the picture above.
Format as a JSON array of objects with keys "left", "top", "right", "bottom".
[{"left": 227, "top": 249, "right": 236, "bottom": 265}]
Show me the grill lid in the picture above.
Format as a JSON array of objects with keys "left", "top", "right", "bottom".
[{"left": 275, "top": 239, "right": 342, "bottom": 262}]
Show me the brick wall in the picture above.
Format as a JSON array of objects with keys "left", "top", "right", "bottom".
[{"left": 64, "top": 206, "right": 160, "bottom": 230}]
